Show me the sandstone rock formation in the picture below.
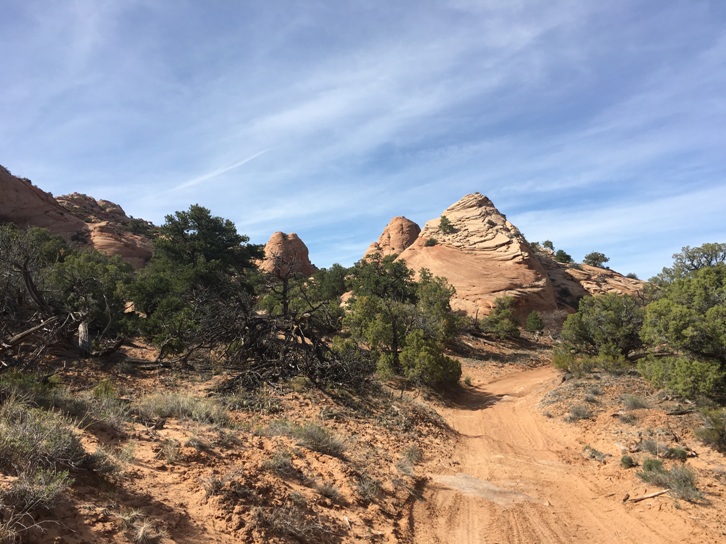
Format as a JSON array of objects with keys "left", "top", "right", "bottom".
[
  {"left": 536, "top": 256, "right": 644, "bottom": 309},
  {"left": 260, "top": 232, "right": 317, "bottom": 278},
  {"left": 1, "top": 165, "right": 88, "bottom": 238},
  {"left": 56, "top": 193, "right": 154, "bottom": 268},
  {"left": 364, "top": 216, "right": 421, "bottom": 259},
  {"left": 1, "top": 166, "right": 153, "bottom": 268},
  {"left": 398, "top": 193, "right": 558, "bottom": 318}
]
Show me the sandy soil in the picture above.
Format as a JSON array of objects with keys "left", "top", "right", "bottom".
[{"left": 412, "top": 363, "right": 725, "bottom": 544}]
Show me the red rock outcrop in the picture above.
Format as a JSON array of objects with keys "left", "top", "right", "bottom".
[
  {"left": 260, "top": 232, "right": 317, "bottom": 278},
  {"left": 397, "top": 193, "right": 558, "bottom": 318},
  {"left": 364, "top": 216, "right": 421, "bottom": 259},
  {"left": 56, "top": 193, "right": 153, "bottom": 268},
  {"left": 1, "top": 167, "right": 153, "bottom": 268},
  {"left": 0, "top": 166, "right": 88, "bottom": 238}
]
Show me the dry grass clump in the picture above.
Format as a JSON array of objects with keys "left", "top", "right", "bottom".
[
  {"left": 259, "top": 420, "right": 346, "bottom": 458},
  {"left": 565, "top": 404, "right": 592, "bottom": 422},
  {"left": 134, "top": 392, "right": 231, "bottom": 427},
  {"left": 254, "top": 498, "right": 337, "bottom": 544},
  {"left": 622, "top": 394, "right": 649, "bottom": 410},
  {"left": 637, "top": 458, "right": 702, "bottom": 502}
]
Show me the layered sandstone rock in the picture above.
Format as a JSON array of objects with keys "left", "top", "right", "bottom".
[
  {"left": 1, "top": 167, "right": 153, "bottom": 268},
  {"left": 0, "top": 166, "right": 88, "bottom": 238},
  {"left": 398, "top": 193, "right": 559, "bottom": 318},
  {"left": 536, "top": 255, "right": 643, "bottom": 309},
  {"left": 260, "top": 232, "right": 317, "bottom": 278},
  {"left": 364, "top": 216, "right": 421, "bottom": 259},
  {"left": 56, "top": 193, "right": 154, "bottom": 268}
]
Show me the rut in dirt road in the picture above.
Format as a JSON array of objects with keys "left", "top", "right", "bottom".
[{"left": 410, "top": 366, "right": 707, "bottom": 544}]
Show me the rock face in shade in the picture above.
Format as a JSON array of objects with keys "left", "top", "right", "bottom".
[
  {"left": 0, "top": 167, "right": 153, "bottom": 268},
  {"left": 364, "top": 216, "right": 421, "bottom": 259},
  {"left": 398, "top": 193, "right": 559, "bottom": 319},
  {"left": 260, "top": 232, "right": 317, "bottom": 278}
]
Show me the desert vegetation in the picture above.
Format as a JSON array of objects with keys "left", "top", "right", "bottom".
[{"left": 2, "top": 197, "right": 725, "bottom": 542}]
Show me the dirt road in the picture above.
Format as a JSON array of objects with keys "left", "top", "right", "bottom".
[{"left": 411, "top": 365, "right": 720, "bottom": 544}]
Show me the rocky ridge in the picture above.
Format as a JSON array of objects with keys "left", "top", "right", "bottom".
[{"left": 0, "top": 166, "right": 153, "bottom": 268}]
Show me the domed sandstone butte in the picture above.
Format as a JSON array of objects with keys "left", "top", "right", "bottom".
[
  {"left": 397, "top": 193, "right": 559, "bottom": 319},
  {"left": 364, "top": 216, "right": 421, "bottom": 259},
  {"left": 260, "top": 231, "right": 317, "bottom": 278}
]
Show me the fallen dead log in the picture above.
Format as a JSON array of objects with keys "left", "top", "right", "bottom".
[
  {"left": 626, "top": 489, "right": 670, "bottom": 503},
  {"left": 665, "top": 409, "right": 695, "bottom": 416}
]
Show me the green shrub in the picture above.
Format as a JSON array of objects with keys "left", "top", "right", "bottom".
[
  {"left": 424, "top": 238, "right": 438, "bottom": 247},
  {"left": 620, "top": 455, "right": 637, "bottom": 468},
  {"left": 638, "top": 356, "right": 724, "bottom": 400},
  {"left": 525, "top": 311, "right": 544, "bottom": 332},
  {"left": 264, "top": 449, "right": 297, "bottom": 478},
  {"left": 0, "top": 398, "right": 87, "bottom": 472},
  {"left": 641, "top": 439, "right": 660, "bottom": 456},
  {"left": 0, "top": 468, "right": 72, "bottom": 511},
  {"left": 438, "top": 215, "right": 455, "bottom": 234},
  {"left": 400, "top": 330, "right": 461, "bottom": 388},
  {"left": 480, "top": 297, "right": 520, "bottom": 339}
]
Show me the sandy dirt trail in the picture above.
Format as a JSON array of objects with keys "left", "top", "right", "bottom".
[{"left": 411, "top": 365, "right": 718, "bottom": 544}]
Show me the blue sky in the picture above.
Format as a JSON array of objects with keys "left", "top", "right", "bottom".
[{"left": 1, "top": 0, "right": 725, "bottom": 278}]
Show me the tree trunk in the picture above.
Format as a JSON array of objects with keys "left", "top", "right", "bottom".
[{"left": 78, "top": 321, "right": 91, "bottom": 355}]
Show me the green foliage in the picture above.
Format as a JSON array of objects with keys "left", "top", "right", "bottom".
[
  {"left": 480, "top": 296, "right": 520, "bottom": 339},
  {"left": 641, "top": 264, "right": 726, "bottom": 363},
  {"left": 399, "top": 330, "right": 461, "bottom": 388},
  {"left": 561, "top": 294, "right": 644, "bottom": 360},
  {"left": 620, "top": 455, "right": 637, "bottom": 468},
  {"left": 154, "top": 204, "right": 262, "bottom": 272},
  {"left": 310, "top": 263, "right": 349, "bottom": 302},
  {"left": 416, "top": 268, "right": 459, "bottom": 344},
  {"left": 639, "top": 262, "right": 726, "bottom": 400},
  {"left": 554, "top": 249, "right": 573, "bottom": 263},
  {"left": 583, "top": 251, "right": 609, "bottom": 268},
  {"left": 542, "top": 240, "right": 554, "bottom": 250},
  {"left": 438, "top": 215, "right": 455, "bottom": 234},
  {"left": 638, "top": 356, "right": 724, "bottom": 400},
  {"left": 47, "top": 249, "right": 133, "bottom": 336},
  {"left": 348, "top": 254, "right": 416, "bottom": 302},
  {"left": 525, "top": 310, "right": 544, "bottom": 332},
  {"left": 128, "top": 205, "right": 261, "bottom": 352},
  {"left": 651, "top": 242, "right": 726, "bottom": 286},
  {"left": 344, "top": 258, "right": 459, "bottom": 389},
  {"left": 424, "top": 237, "right": 438, "bottom": 247}
]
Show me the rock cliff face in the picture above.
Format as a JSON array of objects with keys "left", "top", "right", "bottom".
[
  {"left": 398, "top": 193, "right": 558, "bottom": 318},
  {"left": 0, "top": 166, "right": 88, "bottom": 238},
  {"left": 364, "top": 216, "right": 421, "bottom": 259},
  {"left": 260, "top": 232, "right": 317, "bottom": 278},
  {"left": 0, "top": 167, "right": 153, "bottom": 268}
]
